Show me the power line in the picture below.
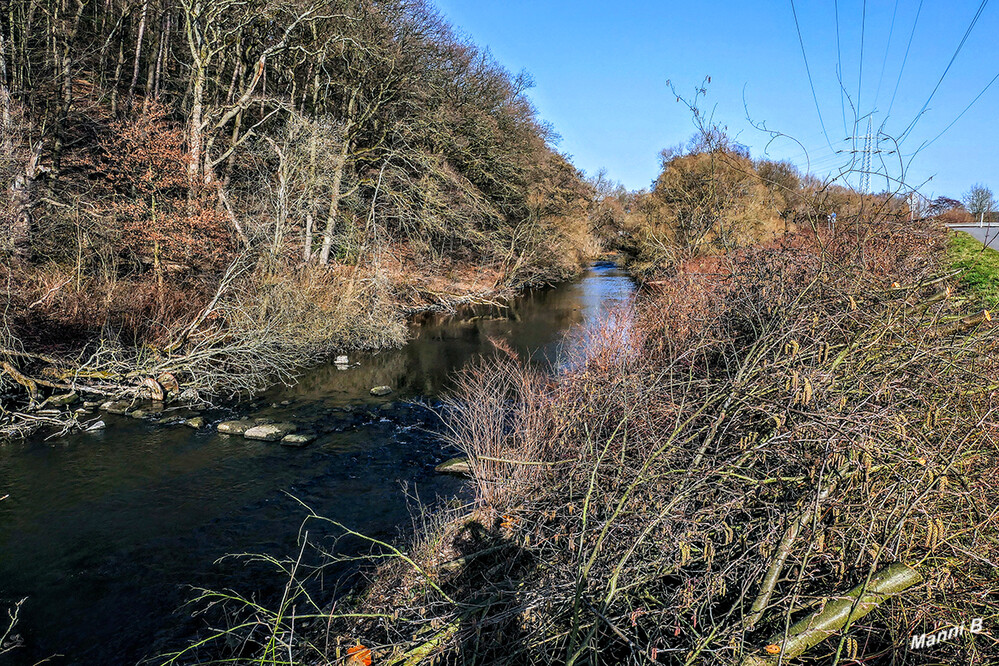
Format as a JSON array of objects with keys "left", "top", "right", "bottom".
[
  {"left": 898, "top": 0, "right": 990, "bottom": 144},
  {"left": 886, "top": 0, "right": 924, "bottom": 120},
  {"left": 873, "top": 0, "right": 901, "bottom": 109},
  {"left": 857, "top": 0, "right": 867, "bottom": 123},
  {"left": 789, "top": 0, "right": 835, "bottom": 151},
  {"left": 919, "top": 69, "right": 999, "bottom": 150},
  {"left": 834, "top": 0, "right": 848, "bottom": 135}
]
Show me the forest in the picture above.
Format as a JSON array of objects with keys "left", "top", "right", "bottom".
[{"left": 0, "top": 0, "right": 595, "bottom": 421}]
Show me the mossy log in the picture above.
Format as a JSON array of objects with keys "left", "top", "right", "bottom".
[
  {"left": 386, "top": 617, "right": 460, "bottom": 666},
  {"left": 927, "top": 309, "right": 992, "bottom": 338},
  {"left": 742, "top": 563, "right": 922, "bottom": 666}
]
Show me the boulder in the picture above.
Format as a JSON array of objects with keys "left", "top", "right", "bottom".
[
  {"left": 217, "top": 419, "right": 257, "bottom": 435},
  {"left": 243, "top": 422, "right": 298, "bottom": 441},
  {"left": 184, "top": 416, "right": 205, "bottom": 429},
  {"left": 86, "top": 420, "right": 106, "bottom": 431},
  {"left": 101, "top": 400, "right": 133, "bottom": 415},
  {"left": 157, "top": 372, "right": 180, "bottom": 393},
  {"left": 141, "top": 378, "right": 165, "bottom": 401},
  {"left": 128, "top": 409, "right": 150, "bottom": 419},
  {"left": 435, "top": 456, "right": 473, "bottom": 477},
  {"left": 335, "top": 355, "right": 349, "bottom": 365},
  {"left": 281, "top": 433, "right": 315, "bottom": 447},
  {"left": 370, "top": 385, "right": 393, "bottom": 397},
  {"left": 179, "top": 388, "right": 200, "bottom": 403}
]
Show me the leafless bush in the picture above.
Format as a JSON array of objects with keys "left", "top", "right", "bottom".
[{"left": 312, "top": 215, "right": 998, "bottom": 666}]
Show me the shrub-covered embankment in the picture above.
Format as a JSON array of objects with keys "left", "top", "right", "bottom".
[{"left": 178, "top": 216, "right": 999, "bottom": 665}]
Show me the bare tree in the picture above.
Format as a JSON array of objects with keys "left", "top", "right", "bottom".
[{"left": 963, "top": 183, "right": 995, "bottom": 220}]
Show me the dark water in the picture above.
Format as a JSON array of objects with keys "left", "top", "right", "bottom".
[{"left": 0, "top": 263, "right": 635, "bottom": 665}]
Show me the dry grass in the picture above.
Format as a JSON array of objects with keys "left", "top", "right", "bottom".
[{"left": 310, "top": 216, "right": 999, "bottom": 666}]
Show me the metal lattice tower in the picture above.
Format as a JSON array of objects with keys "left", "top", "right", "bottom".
[{"left": 860, "top": 118, "right": 873, "bottom": 194}]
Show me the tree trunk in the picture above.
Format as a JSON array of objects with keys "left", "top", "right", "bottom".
[
  {"left": 318, "top": 142, "right": 348, "bottom": 265},
  {"left": 0, "top": 29, "right": 10, "bottom": 141},
  {"left": 51, "top": 0, "right": 84, "bottom": 173},
  {"left": 187, "top": 62, "right": 205, "bottom": 192},
  {"left": 153, "top": 12, "right": 170, "bottom": 98},
  {"left": 128, "top": 0, "right": 149, "bottom": 99},
  {"left": 318, "top": 90, "right": 356, "bottom": 265},
  {"left": 304, "top": 213, "right": 313, "bottom": 262},
  {"left": 742, "top": 564, "right": 922, "bottom": 666},
  {"left": 8, "top": 141, "right": 43, "bottom": 259}
]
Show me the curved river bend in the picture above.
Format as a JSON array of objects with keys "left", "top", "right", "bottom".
[{"left": 0, "top": 262, "right": 635, "bottom": 665}]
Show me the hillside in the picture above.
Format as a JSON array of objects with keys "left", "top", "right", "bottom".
[{"left": 0, "top": 0, "right": 597, "bottom": 419}]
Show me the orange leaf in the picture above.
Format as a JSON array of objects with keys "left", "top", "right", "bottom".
[
  {"left": 765, "top": 644, "right": 782, "bottom": 654},
  {"left": 347, "top": 644, "right": 372, "bottom": 666}
]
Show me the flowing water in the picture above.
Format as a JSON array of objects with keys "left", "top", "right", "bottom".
[{"left": 0, "top": 262, "right": 635, "bottom": 665}]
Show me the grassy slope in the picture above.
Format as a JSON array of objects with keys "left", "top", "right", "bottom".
[{"left": 947, "top": 229, "right": 999, "bottom": 307}]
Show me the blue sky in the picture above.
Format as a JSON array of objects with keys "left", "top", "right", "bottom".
[{"left": 434, "top": 0, "right": 997, "bottom": 201}]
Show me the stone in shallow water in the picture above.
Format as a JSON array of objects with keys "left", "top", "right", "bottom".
[
  {"left": 370, "top": 385, "right": 393, "bottom": 396},
  {"left": 184, "top": 417, "right": 204, "bottom": 429},
  {"left": 281, "top": 433, "right": 315, "bottom": 447},
  {"left": 43, "top": 391, "right": 78, "bottom": 407},
  {"left": 435, "top": 456, "right": 472, "bottom": 477},
  {"left": 243, "top": 422, "right": 298, "bottom": 441},
  {"left": 101, "top": 400, "right": 133, "bottom": 415},
  {"left": 86, "top": 420, "right": 106, "bottom": 431},
  {"left": 217, "top": 419, "right": 257, "bottom": 435}
]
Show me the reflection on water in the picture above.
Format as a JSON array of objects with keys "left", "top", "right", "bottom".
[{"left": 0, "top": 263, "right": 634, "bottom": 665}]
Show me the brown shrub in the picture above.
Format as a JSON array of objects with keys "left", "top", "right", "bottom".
[{"left": 316, "top": 216, "right": 998, "bottom": 666}]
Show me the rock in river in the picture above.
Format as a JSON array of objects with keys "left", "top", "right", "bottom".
[
  {"left": 243, "top": 422, "right": 298, "bottom": 441},
  {"left": 435, "top": 456, "right": 472, "bottom": 477},
  {"left": 281, "top": 432, "right": 315, "bottom": 447},
  {"left": 101, "top": 400, "right": 133, "bottom": 415},
  {"left": 370, "top": 385, "right": 393, "bottom": 396},
  {"left": 216, "top": 419, "right": 257, "bottom": 435},
  {"left": 184, "top": 416, "right": 204, "bottom": 429}
]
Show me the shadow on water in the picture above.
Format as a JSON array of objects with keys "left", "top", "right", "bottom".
[{"left": 0, "top": 263, "right": 634, "bottom": 665}]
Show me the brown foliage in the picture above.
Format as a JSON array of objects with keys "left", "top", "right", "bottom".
[
  {"left": 95, "top": 103, "right": 234, "bottom": 272},
  {"left": 317, "top": 217, "right": 998, "bottom": 666}
]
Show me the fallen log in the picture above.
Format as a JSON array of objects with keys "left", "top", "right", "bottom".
[
  {"left": 927, "top": 309, "right": 992, "bottom": 338},
  {"left": 742, "top": 563, "right": 922, "bottom": 666},
  {"left": 1, "top": 361, "right": 38, "bottom": 401}
]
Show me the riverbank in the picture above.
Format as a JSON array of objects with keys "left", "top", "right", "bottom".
[
  {"left": 0, "top": 249, "right": 594, "bottom": 440},
  {"left": 0, "top": 261, "right": 633, "bottom": 665},
  {"left": 176, "top": 219, "right": 999, "bottom": 665}
]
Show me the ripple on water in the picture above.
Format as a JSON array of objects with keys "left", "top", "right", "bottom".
[{"left": 0, "top": 263, "right": 636, "bottom": 665}]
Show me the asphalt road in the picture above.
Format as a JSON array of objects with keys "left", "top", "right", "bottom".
[{"left": 950, "top": 224, "right": 999, "bottom": 249}]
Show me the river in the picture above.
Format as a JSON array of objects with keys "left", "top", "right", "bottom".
[{"left": 0, "top": 262, "right": 635, "bottom": 665}]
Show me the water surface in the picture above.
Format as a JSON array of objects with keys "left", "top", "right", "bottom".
[{"left": 0, "top": 262, "right": 634, "bottom": 665}]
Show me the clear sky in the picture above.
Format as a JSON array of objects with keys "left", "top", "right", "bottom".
[{"left": 434, "top": 0, "right": 997, "bottom": 201}]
